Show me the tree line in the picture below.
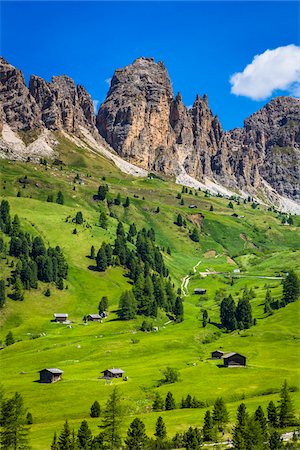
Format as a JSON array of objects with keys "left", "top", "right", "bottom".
[{"left": 0, "top": 200, "right": 68, "bottom": 308}]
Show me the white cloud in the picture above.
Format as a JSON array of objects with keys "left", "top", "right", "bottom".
[
  {"left": 230, "top": 44, "right": 300, "bottom": 100},
  {"left": 105, "top": 77, "right": 112, "bottom": 87},
  {"left": 93, "top": 100, "right": 99, "bottom": 114}
]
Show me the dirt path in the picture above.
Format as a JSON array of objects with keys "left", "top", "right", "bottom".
[{"left": 181, "top": 260, "right": 202, "bottom": 296}]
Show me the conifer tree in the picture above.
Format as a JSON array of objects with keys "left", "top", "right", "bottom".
[
  {"left": 220, "top": 295, "right": 237, "bottom": 331},
  {"left": 114, "top": 193, "right": 121, "bottom": 206},
  {"left": 96, "top": 247, "right": 107, "bottom": 272},
  {"left": 267, "top": 401, "right": 278, "bottom": 428},
  {"left": 282, "top": 270, "right": 300, "bottom": 303},
  {"left": 210, "top": 205, "right": 214, "bottom": 211},
  {"left": 5, "top": 330, "right": 15, "bottom": 346},
  {"left": 56, "top": 191, "right": 64, "bottom": 205},
  {"left": 183, "top": 427, "right": 202, "bottom": 450},
  {"left": 190, "top": 226, "right": 200, "bottom": 242},
  {"left": 98, "top": 296, "right": 108, "bottom": 314},
  {"left": 176, "top": 214, "right": 183, "bottom": 227},
  {"left": 77, "top": 420, "right": 92, "bottom": 449},
  {"left": 0, "top": 392, "right": 30, "bottom": 450},
  {"left": 123, "top": 197, "right": 130, "bottom": 208},
  {"left": 165, "top": 392, "right": 176, "bottom": 410},
  {"left": 125, "top": 418, "right": 148, "bottom": 450},
  {"left": 26, "top": 412, "right": 33, "bottom": 425},
  {"left": 0, "top": 279, "right": 5, "bottom": 308},
  {"left": 90, "top": 401, "right": 101, "bottom": 418},
  {"left": 174, "top": 296, "right": 184, "bottom": 322},
  {"left": 152, "top": 393, "right": 164, "bottom": 412},
  {"left": 98, "top": 185, "right": 108, "bottom": 201},
  {"left": 58, "top": 419, "right": 71, "bottom": 450},
  {"left": 51, "top": 432, "right": 59, "bottom": 450},
  {"left": 117, "top": 291, "right": 137, "bottom": 320},
  {"left": 202, "top": 410, "right": 214, "bottom": 441},
  {"left": 90, "top": 245, "right": 95, "bottom": 259},
  {"left": 269, "top": 431, "right": 284, "bottom": 450},
  {"left": 99, "top": 212, "right": 108, "bottom": 229},
  {"left": 212, "top": 398, "right": 229, "bottom": 431},
  {"left": 75, "top": 212, "right": 83, "bottom": 225},
  {"left": 236, "top": 297, "right": 252, "bottom": 329},
  {"left": 264, "top": 290, "right": 273, "bottom": 315},
  {"left": 155, "top": 416, "right": 167, "bottom": 440},
  {"left": 254, "top": 405, "right": 268, "bottom": 439},
  {"left": 278, "top": 380, "right": 295, "bottom": 427},
  {"left": 13, "top": 276, "right": 24, "bottom": 301},
  {"left": 101, "top": 387, "right": 123, "bottom": 450}
]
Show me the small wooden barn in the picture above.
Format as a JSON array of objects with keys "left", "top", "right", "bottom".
[
  {"left": 102, "top": 368, "right": 124, "bottom": 378},
  {"left": 194, "top": 288, "right": 207, "bottom": 295},
  {"left": 222, "top": 352, "right": 246, "bottom": 367},
  {"left": 87, "top": 314, "right": 102, "bottom": 322},
  {"left": 39, "top": 368, "right": 63, "bottom": 383},
  {"left": 211, "top": 350, "right": 224, "bottom": 359},
  {"left": 53, "top": 313, "right": 68, "bottom": 323}
]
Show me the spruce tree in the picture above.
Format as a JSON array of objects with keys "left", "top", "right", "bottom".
[
  {"left": 75, "top": 211, "right": 83, "bottom": 224},
  {"left": 269, "top": 431, "right": 284, "bottom": 450},
  {"left": 174, "top": 296, "right": 184, "bottom": 322},
  {"left": 51, "top": 432, "right": 59, "bottom": 450},
  {"left": 220, "top": 295, "right": 237, "bottom": 331},
  {"left": 212, "top": 397, "right": 229, "bottom": 431},
  {"left": 176, "top": 214, "right": 183, "bottom": 227},
  {"left": 56, "top": 191, "right": 64, "bottom": 205},
  {"left": 202, "top": 410, "right": 214, "bottom": 441},
  {"left": 190, "top": 226, "right": 200, "bottom": 242},
  {"left": 99, "top": 212, "right": 108, "bottom": 229},
  {"left": 77, "top": 420, "right": 92, "bottom": 449},
  {"left": 0, "top": 392, "right": 30, "bottom": 450},
  {"left": 278, "top": 380, "right": 295, "bottom": 427},
  {"left": 0, "top": 279, "right": 5, "bottom": 308},
  {"left": 90, "top": 245, "right": 95, "bottom": 259},
  {"left": 96, "top": 247, "right": 107, "bottom": 272},
  {"left": 5, "top": 330, "right": 15, "bottom": 346},
  {"left": 236, "top": 297, "right": 252, "bottom": 329},
  {"left": 13, "top": 276, "right": 24, "bottom": 301},
  {"left": 90, "top": 400, "right": 101, "bottom": 418},
  {"left": 282, "top": 270, "right": 300, "bottom": 304},
  {"left": 123, "top": 197, "right": 130, "bottom": 208},
  {"left": 58, "top": 419, "right": 71, "bottom": 450},
  {"left": 114, "top": 193, "right": 121, "bottom": 206},
  {"left": 98, "top": 296, "right": 108, "bottom": 314},
  {"left": 26, "top": 412, "right": 33, "bottom": 424},
  {"left": 117, "top": 291, "right": 137, "bottom": 320},
  {"left": 155, "top": 416, "right": 167, "bottom": 440},
  {"left": 267, "top": 401, "right": 278, "bottom": 428},
  {"left": 125, "top": 418, "right": 148, "bottom": 450},
  {"left": 254, "top": 405, "right": 267, "bottom": 439},
  {"left": 101, "top": 387, "right": 123, "bottom": 450},
  {"left": 98, "top": 185, "right": 107, "bottom": 201},
  {"left": 165, "top": 392, "right": 176, "bottom": 410},
  {"left": 152, "top": 392, "right": 164, "bottom": 412}
]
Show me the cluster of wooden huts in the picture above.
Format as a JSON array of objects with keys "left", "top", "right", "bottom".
[
  {"left": 38, "top": 367, "right": 125, "bottom": 383},
  {"left": 53, "top": 312, "right": 108, "bottom": 323},
  {"left": 211, "top": 350, "right": 246, "bottom": 367}
]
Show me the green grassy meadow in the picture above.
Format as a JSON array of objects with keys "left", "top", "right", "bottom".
[{"left": 0, "top": 137, "right": 299, "bottom": 448}]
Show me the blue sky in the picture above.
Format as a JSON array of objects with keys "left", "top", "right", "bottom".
[{"left": 1, "top": 1, "right": 299, "bottom": 129}]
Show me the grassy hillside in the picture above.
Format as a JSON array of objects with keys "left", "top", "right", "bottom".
[{"left": 0, "top": 139, "right": 299, "bottom": 449}]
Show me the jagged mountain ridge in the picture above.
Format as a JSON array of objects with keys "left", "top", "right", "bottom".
[{"left": 0, "top": 56, "right": 299, "bottom": 209}]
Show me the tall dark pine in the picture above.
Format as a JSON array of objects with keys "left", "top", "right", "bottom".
[
  {"left": 96, "top": 247, "right": 107, "bottom": 272},
  {"left": 125, "top": 418, "right": 148, "bottom": 450},
  {"left": 282, "top": 270, "right": 300, "bottom": 304},
  {"left": 220, "top": 295, "right": 237, "bottom": 331},
  {"left": 77, "top": 420, "right": 92, "bottom": 449},
  {"left": 278, "top": 380, "right": 295, "bottom": 427},
  {"left": 0, "top": 392, "right": 30, "bottom": 450},
  {"left": 0, "top": 279, "right": 5, "bottom": 308}
]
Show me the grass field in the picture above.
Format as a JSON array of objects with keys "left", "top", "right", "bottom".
[{"left": 0, "top": 137, "right": 299, "bottom": 448}]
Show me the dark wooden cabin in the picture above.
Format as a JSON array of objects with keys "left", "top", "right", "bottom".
[
  {"left": 222, "top": 352, "right": 246, "bottom": 367},
  {"left": 53, "top": 313, "right": 68, "bottom": 323},
  {"left": 39, "top": 368, "right": 63, "bottom": 383},
  {"left": 102, "top": 368, "right": 124, "bottom": 378},
  {"left": 87, "top": 314, "right": 102, "bottom": 322},
  {"left": 211, "top": 350, "right": 224, "bottom": 359},
  {"left": 194, "top": 288, "right": 207, "bottom": 295}
]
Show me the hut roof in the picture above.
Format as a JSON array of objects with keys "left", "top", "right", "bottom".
[
  {"left": 54, "top": 313, "right": 68, "bottom": 318},
  {"left": 39, "top": 368, "right": 64, "bottom": 374},
  {"left": 102, "top": 368, "right": 124, "bottom": 374},
  {"left": 222, "top": 352, "right": 243, "bottom": 359},
  {"left": 88, "top": 314, "right": 102, "bottom": 319}
]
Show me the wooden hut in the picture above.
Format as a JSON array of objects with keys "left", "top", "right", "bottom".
[
  {"left": 222, "top": 352, "right": 246, "bottom": 367},
  {"left": 39, "top": 368, "right": 63, "bottom": 383},
  {"left": 211, "top": 350, "right": 224, "bottom": 359},
  {"left": 53, "top": 313, "right": 68, "bottom": 323},
  {"left": 102, "top": 368, "right": 124, "bottom": 378},
  {"left": 194, "top": 288, "right": 206, "bottom": 295},
  {"left": 87, "top": 314, "right": 102, "bottom": 322}
]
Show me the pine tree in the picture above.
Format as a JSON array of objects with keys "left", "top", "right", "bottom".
[
  {"left": 210, "top": 205, "right": 214, "bottom": 211},
  {"left": 56, "top": 191, "right": 64, "bottom": 205},
  {"left": 90, "top": 400, "right": 101, "bottom": 418},
  {"left": 180, "top": 198, "right": 184, "bottom": 206},
  {"left": 174, "top": 296, "right": 184, "bottom": 322},
  {"left": 282, "top": 270, "right": 300, "bottom": 304},
  {"left": 98, "top": 296, "right": 108, "bottom": 314},
  {"left": 152, "top": 392, "right": 164, "bottom": 412},
  {"left": 243, "top": 416, "right": 264, "bottom": 450},
  {"left": 125, "top": 418, "right": 148, "bottom": 450},
  {"left": 0, "top": 392, "right": 30, "bottom": 450},
  {"left": 114, "top": 193, "right": 121, "bottom": 206},
  {"left": 117, "top": 290, "right": 137, "bottom": 320},
  {"left": 90, "top": 245, "right": 95, "bottom": 259},
  {"left": 96, "top": 247, "right": 107, "bottom": 272},
  {"left": 269, "top": 431, "right": 284, "bottom": 450},
  {"left": 267, "top": 401, "right": 278, "bottom": 428},
  {"left": 51, "top": 432, "right": 59, "bottom": 450},
  {"left": 98, "top": 185, "right": 108, "bottom": 201},
  {"left": 47, "top": 194, "right": 54, "bottom": 203},
  {"left": 58, "top": 419, "right": 71, "bottom": 450},
  {"left": 155, "top": 416, "right": 167, "bottom": 440},
  {"left": 190, "top": 226, "right": 200, "bottom": 242},
  {"left": 183, "top": 427, "right": 202, "bottom": 450},
  {"left": 176, "top": 214, "right": 183, "bottom": 227},
  {"left": 77, "top": 420, "right": 92, "bottom": 449},
  {"left": 101, "top": 387, "right": 123, "bottom": 450},
  {"left": 264, "top": 290, "right": 273, "bottom": 315},
  {"left": 13, "top": 276, "right": 24, "bottom": 301},
  {"left": 0, "top": 279, "right": 5, "bottom": 308},
  {"left": 26, "top": 412, "right": 33, "bottom": 424},
  {"left": 236, "top": 297, "right": 252, "bottom": 329},
  {"left": 278, "top": 380, "right": 295, "bottom": 427},
  {"left": 99, "top": 212, "right": 108, "bottom": 229},
  {"left": 75, "top": 211, "right": 83, "bottom": 224},
  {"left": 123, "top": 197, "right": 130, "bottom": 208},
  {"left": 254, "top": 405, "right": 267, "bottom": 438},
  {"left": 5, "top": 330, "right": 15, "bottom": 346},
  {"left": 220, "top": 295, "right": 237, "bottom": 331},
  {"left": 202, "top": 410, "right": 214, "bottom": 441},
  {"left": 228, "top": 201, "right": 234, "bottom": 209},
  {"left": 202, "top": 309, "right": 208, "bottom": 327},
  {"left": 165, "top": 392, "right": 176, "bottom": 410},
  {"left": 56, "top": 277, "right": 64, "bottom": 290},
  {"left": 212, "top": 397, "right": 229, "bottom": 431}
]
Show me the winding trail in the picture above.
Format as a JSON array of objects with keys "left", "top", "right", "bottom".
[{"left": 181, "top": 260, "right": 202, "bottom": 296}]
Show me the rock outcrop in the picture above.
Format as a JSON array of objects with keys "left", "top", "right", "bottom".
[{"left": 97, "top": 57, "right": 300, "bottom": 201}]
